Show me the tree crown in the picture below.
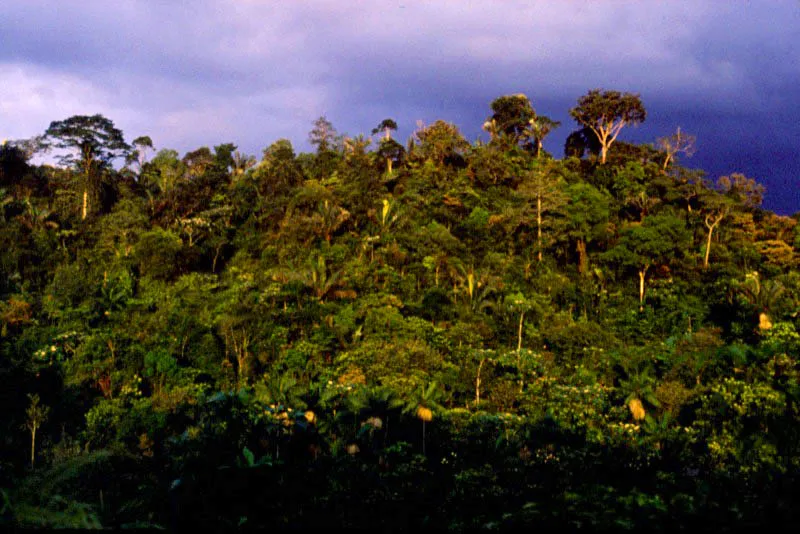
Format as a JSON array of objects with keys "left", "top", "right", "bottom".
[{"left": 569, "top": 89, "right": 646, "bottom": 131}]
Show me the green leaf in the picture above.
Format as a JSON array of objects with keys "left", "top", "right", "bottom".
[{"left": 242, "top": 446, "right": 255, "bottom": 467}]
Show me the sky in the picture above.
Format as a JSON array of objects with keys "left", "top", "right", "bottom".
[{"left": 1, "top": 1, "right": 798, "bottom": 214}]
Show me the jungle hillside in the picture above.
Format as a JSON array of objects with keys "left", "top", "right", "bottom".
[{"left": 1, "top": 91, "right": 799, "bottom": 530}]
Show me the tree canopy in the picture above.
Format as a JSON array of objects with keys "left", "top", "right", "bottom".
[
  {"left": 569, "top": 89, "right": 646, "bottom": 164},
  {"left": 1, "top": 91, "right": 798, "bottom": 531}
]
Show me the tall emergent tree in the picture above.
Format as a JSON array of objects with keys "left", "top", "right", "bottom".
[
  {"left": 487, "top": 94, "right": 536, "bottom": 143},
  {"left": 485, "top": 94, "right": 559, "bottom": 155},
  {"left": 372, "top": 119, "right": 403, "bottom": 174},
  {"left": 309, "top": 116, "right": 339, "bottom": 154},
  {"left": 126, "top": 135, "right": 154, "bottom": 172},
  {"left": 525, "top": 115, "right": 561, "bottom": 158},
  {"left": 371, "top": 118, "right": 398, "bottom": 141},
  {"left": 44, "top": 114, "right": 130, "bottom": 219},
  {"left": 569, "top": 89, "right": 646, "bottom": 164}
]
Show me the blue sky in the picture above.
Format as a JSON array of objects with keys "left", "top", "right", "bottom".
[{"left": 1, "top": 1, "right": 798, "bottom": 213}]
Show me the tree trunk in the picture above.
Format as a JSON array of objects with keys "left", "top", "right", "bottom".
[
  {"left": 82, "top": 154, "right": 93, "bottom": 220},
  {"left": 422, "top": 420, "right": 426, "bottom": 456},
  {"left": 638, "top": 265, "right": 649, "bottom": 311},
  {"left": 704, "top": 226, "right": 714, "bottom": 268},
  {"left": 30, "top": 427, "right": 36, "bottom": 468},
  {"left": 703, "top": 212, "right": 724, "bottom": 269},
  {"left": 475, "top": 358, "right": 484, "bottom": 406},
  {"left": 517, "top": 311, "right": 525, "bottom": 392},
  {"left": 576, "top": 239, "right": 588, "bottom": 275},
  {"left": 386, "top": 157, "right": 392, "bottom": 174},
  {"left": 212, "top": 245, "right": 222, "bottom": 273},
  {"left": 537, "top": 194, "right": 543, "bottom": 262}
]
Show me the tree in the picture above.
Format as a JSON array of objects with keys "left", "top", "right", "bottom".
[
  {"left": 518, "top": 161, "right": 567, "bottom": 262},
  {"left": 618, "top": 363, "right": 660, "bottom": 421},
  {"left": 717, "top": 173, "right": 764, "bottom": 209},
  {"left": 0, "top": 141, "right": 33, "bottom": 191},
  {"left": 24, "top": 393, "right": 49, "bottom": 468},
  {"left": 303, "top": 252, "right": 348, "bottom": 300},
  {"left": 343, "top": 134, "right": 371, "bottom": 160},
  {"left": 309, "top": 116, "right": 339, "bottom": 154},
  {"left": 257, "top": 139, "right": 304, "bottom": 197},
  {"left": 657, "top": 127, "right": 696, "bottom": 171},
  {"left": 126, "top": 135, "right": 154, "bottom": 171},
  {"left": 392, "top": 381, "right": 443, "bottom": 456},
  {"left": 371, "top": 118, "right": 398, "bottom": 141},
  {"left": 182, "top": 147, "right": 215, "bottom": 178},
  {"left": 44, "top": 114, "right": 130, "bottom": 219},
  {"left": 669, "top": 167, "right": 707, "bottom": 213},
  {"left": 734, "top": 271, "right": 786, "bottom": 331},
  {"left": 602, "top": 214, "right": 690, "bottom": 310},
  {"left": 308, "top": 116, "right": 342, "bottom": 179},
  {"left": 564, "top": 183, "right": 611, "bottom": 275},
  {"left": 376, "top": 138, "right": 405, "bottom": 175},
  {"left": 569, "top": 89, "right": 646, "bottom": 164},
  {"left": 487, "top": 94, "right": 536, "bottom": 143},
  {"left": 231, "top": 150, "right": 256, "bottom": 178},
  {"left": 695, "top": 175, "right": 763, "bottom": 269},
  {"left": 524, "top": 115, "right": 561, "bottom": 158},
  {"left": 411, "top": 120, "right": 469, "bottom": 166},
  {"left": 369, "top": 117, "right": 403, "bottom": 175},
  {"left": 564, "top": 126, "right": 602, "bottom": 159},
  {"left": 471, "top": 349, "right": 495, "bottom": 407},
  {"left": 315, "top": 200, "right": 351, "bottom": 245},
  {"left": 216, "top": 281, "right": 261, "bottom": 386},
  {"left": 502, "top": 292, "right": 543, "bottom": 391},
  {"left": 609, "top": 161, "right": 661, "bottom": 221},
  {"left": 698, "top": 190, "right": 732, "bottom": 269}
]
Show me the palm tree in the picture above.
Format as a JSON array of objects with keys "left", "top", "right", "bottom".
[
  {"left": 733, "top": 271, "right": 785, "bottom": 331},
  {"left": 19, "top": 198, "right": 58, "bottom": 233},
  {"left": 343, "top": 134, "right": 372, "bottom": 160},
  {"left": 524, "top": 115, "right": 561, "bottom": 157},
  {"left": 452, "top": 265, "right": 497, "bottom": 315},
  {"left": 618, "top": 367, "right": 659, "bottom": 422},
  {"left": 315, "top": 200, "right": 350, "bottom": 244},
  {"left": 256, "top": 371, "right": 307, "bottom": 410},
  {"left": 392, "top": 381, "right": 444, "bottom": 456},
  {"left": 357, "top": 385, "right": 397, "bottom": 446},
  {"left": 304, "top": 253, "right": 347, "bottom": 302}
]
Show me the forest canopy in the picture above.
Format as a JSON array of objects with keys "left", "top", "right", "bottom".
[{"left": 1, "top": 90, "right": 799, "bottom": 530}]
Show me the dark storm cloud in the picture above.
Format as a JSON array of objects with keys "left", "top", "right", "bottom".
[{"left": 1, "top": 1, "right": 798, "bottom": 212}]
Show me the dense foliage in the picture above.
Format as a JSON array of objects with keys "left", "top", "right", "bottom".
[{"left": 1, "top": 91, "right": 799, "bottom": 530}]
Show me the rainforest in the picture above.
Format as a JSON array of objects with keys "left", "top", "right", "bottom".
[{"left": 1, "top": 91, "right": 799, "bottom": 530}]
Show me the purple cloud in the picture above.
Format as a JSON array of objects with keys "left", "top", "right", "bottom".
[{"left": 1, "top": 1, "right": 797, "bottom": 212}]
